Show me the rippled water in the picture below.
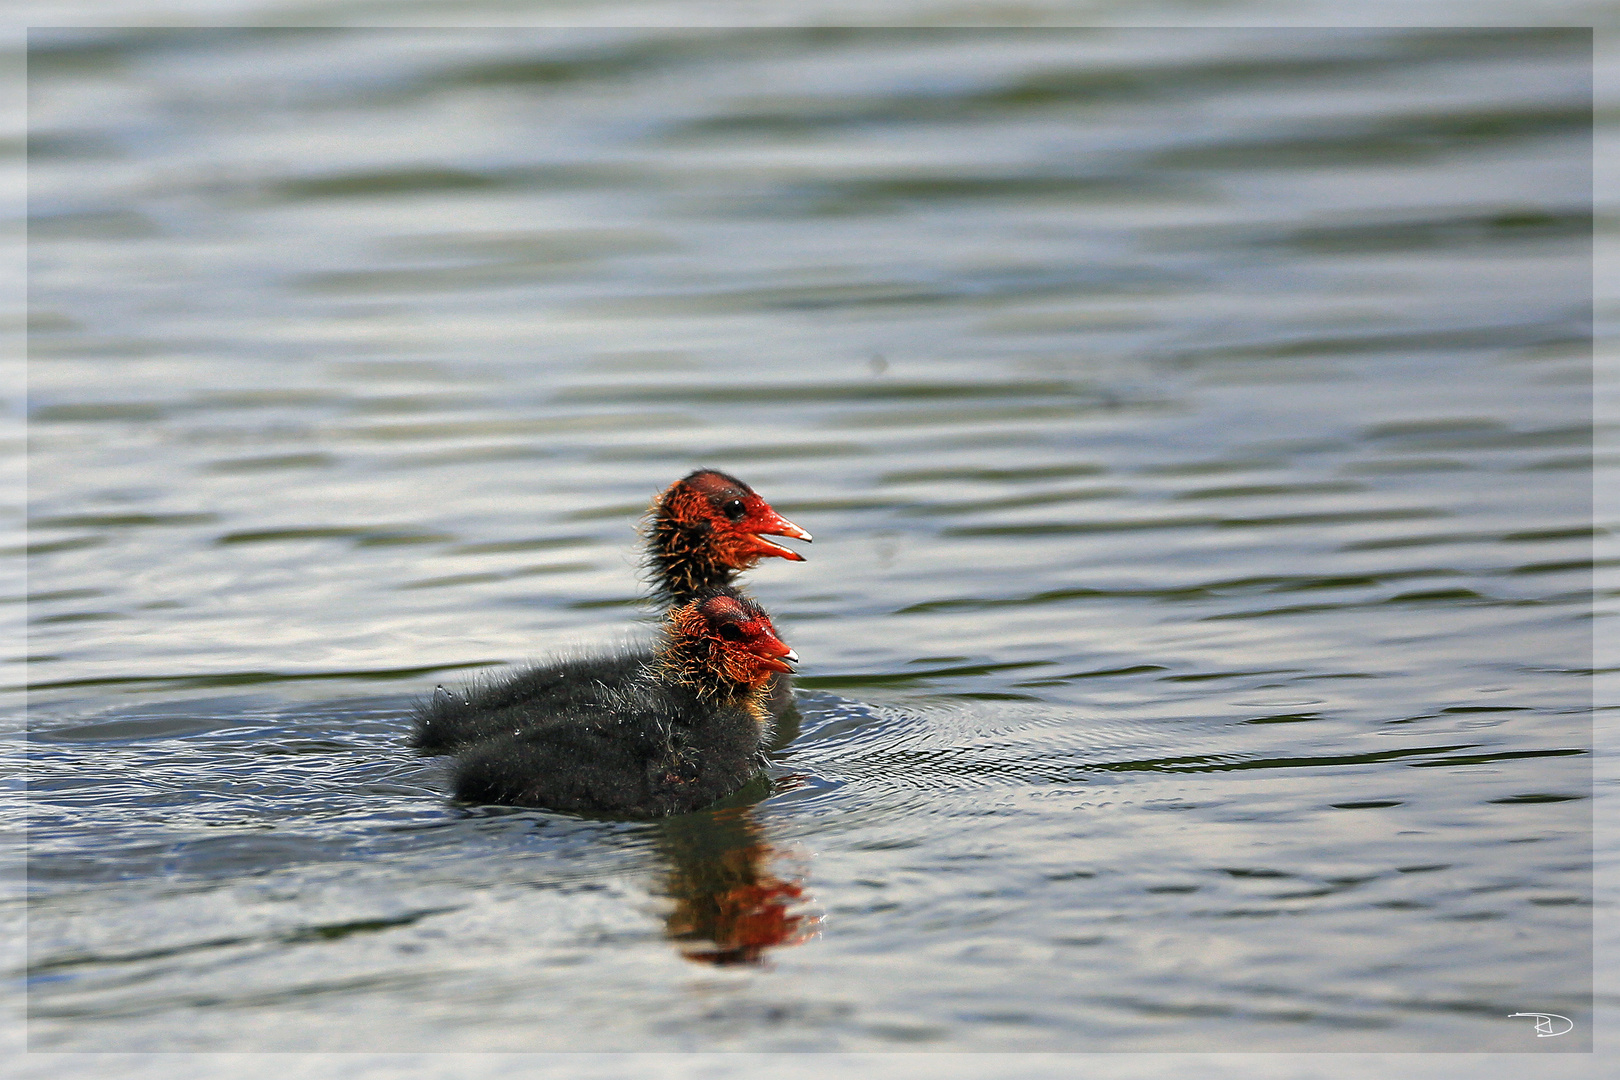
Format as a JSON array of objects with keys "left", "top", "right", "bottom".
[{"left": 15, "top": 23, "right": 1596, "bottom": 1055}]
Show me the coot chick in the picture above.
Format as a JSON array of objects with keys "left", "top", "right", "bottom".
[
  {"left": 448, "top": 586, "right": 795, "bottom": 818},
  {"left": 411, "top": 469, "right": 808, "bottom": 752}
]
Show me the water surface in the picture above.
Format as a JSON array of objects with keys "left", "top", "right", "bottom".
[{"left": 17, "top": 24, "right": 1594, "bottom": 1053}]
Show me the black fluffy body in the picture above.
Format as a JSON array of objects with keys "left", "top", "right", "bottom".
[
  {"left": 412, "top": 649, "right": 794, "bottom": 756},
  {"left": 410, "top": 649, "right": 645, "bottom": 752},
  {"left": 447, "top": 674, "right": 767, "bottom": 818}
]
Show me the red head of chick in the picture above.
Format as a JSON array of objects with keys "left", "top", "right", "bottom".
[
  {"left": 646, "top": 469, "right": 811, "bottom": 604},
  {"left": 660, "top": 588, "right": 798, "bottom": 721}
]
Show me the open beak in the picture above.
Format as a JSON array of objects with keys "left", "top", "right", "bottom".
[
  {"left": 741, "top": 507, "right": 812, "bottom": 562},
  {"left": 756, "top": 644, "right": 798, "bottom": 674}
]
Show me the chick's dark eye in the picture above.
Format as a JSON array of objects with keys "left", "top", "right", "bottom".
[
  {"left": 717, "top": 623, "right": 745, "bottom": 642},
  {"left": 722, "top": 499, "right": 746, "bottom": 522}
]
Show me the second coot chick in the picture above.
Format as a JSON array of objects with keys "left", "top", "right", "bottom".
[
  {"left": 449, "top": 586, "right": 795, "bottom": 818},
  {"left": 411, "top": 470, "right": 808, "bottom": 752}
]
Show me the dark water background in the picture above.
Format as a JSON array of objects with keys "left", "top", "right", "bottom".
[{"left": 14, "top": 22, "right": 1599, "bottom": 1057}]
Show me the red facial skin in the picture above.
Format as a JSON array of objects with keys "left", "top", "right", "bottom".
[
  {"left": 659, "top": 472, "right": 811, "bottom": 569},
  {"left": 646, "top": 471, "right": 811, "bottom": 607},
  {"left": 667, "top": 593, "right": 798, "bottom": 693},
  {"left": 716, "top": 493, "right": 812, "bottom": 565}
]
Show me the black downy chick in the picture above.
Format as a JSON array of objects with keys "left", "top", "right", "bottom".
[{"left": 448, "top": 587, "right": 796, "bottom": 818}]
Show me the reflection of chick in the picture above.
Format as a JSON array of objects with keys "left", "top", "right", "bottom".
[{"left": 658, "top": 806, "right": 817, "bottom": 966}]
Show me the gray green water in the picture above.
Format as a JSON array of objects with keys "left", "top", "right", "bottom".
[{"left": 14, "top": 22, "right": 1597, "bottom": 1056}]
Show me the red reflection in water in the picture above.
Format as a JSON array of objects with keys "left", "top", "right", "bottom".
[{"left": 658, "top": 806, "right": 817, "bottom": 966}]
